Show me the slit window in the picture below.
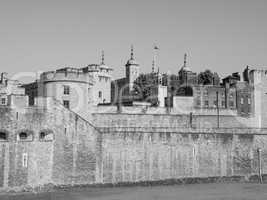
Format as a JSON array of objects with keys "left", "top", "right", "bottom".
[{"left": 22, "top": 153, "right": 28, "bottom": 167}]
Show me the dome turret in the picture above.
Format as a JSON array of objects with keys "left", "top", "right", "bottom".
[
  {"left": 126, "top": 45, "right": 139, "bottom": 66},
  {"left": 180, "top": 53, "right": 191, "bottom": 72}
]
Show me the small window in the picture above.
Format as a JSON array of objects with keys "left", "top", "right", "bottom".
[
  {"left": 20, "top": 132, "right": 27, "bottom": 140},
  {"left": 63, "top": 100, "right": 70, "bottom": 109},
  {"left": 1, "top": 98, "right": 6, "bottom": 105},
  {"left": 240, "top": 98, "right": 244, "bottom": 105},
  {"left": 63, "top": 85, "right": 70, "bottom": 95},
  {"left": 248, "top": 98, "right": 251, "bottom": 105},
  {"left": 98, "top": 91, "right": 102, "bottom": 98},
  {"left": 204, "top": 100, "right": 209, "bottom": 107},
  {"left": 22, "top": 153, "right": 28, "bottom": 167},
  {"left": 39, "top": 130, "right": 54, "bottom": 141},
  {"left": 18, "top": 131, "right": 33, "bottom": 141},
  {"left": 0, "top": 132, "right": 8, "bottom": 141}
]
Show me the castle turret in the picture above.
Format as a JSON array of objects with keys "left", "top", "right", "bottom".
[
  {"left": 178, "top": 53, "right": 197, "bottom": 86},
  {"left": 125, "top": 45, "right": 140, "bottom": 93}
]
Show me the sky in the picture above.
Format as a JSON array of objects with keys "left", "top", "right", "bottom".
[{"left": 0, "top": 0, "right": 267, "bottom": 82}]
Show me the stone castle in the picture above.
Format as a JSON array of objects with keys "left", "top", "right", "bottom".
[{"left": 1, "top": 48, "right": 267, "bottom": 191}]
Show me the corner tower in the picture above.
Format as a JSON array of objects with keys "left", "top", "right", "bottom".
[{"left": 125, "top": 45, "right": 140, "bottom": 93}]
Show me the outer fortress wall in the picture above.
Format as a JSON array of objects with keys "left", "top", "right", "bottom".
[
  {"left": 0, "top": 100, "right": 99, "bottom": 190},
  {"left": 96, "top": 127, "right": 267, "bottom": 184},
  {"left": 0, "top": 103, "right": 267, "bottom": 191},
  {"left": 92, "top": 111, "right": 267, "bottom": 184}
]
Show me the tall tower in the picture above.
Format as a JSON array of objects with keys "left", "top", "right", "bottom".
[{"left": 125, "top": 45, "right": 140, "bottom": 93}]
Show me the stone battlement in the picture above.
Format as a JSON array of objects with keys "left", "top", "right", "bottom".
[{"left": 40, "top": 68, "right": 94, "bottom": 85}]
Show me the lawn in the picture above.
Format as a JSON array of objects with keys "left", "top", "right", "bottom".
[{"left": 1, "top": 183, "right": 267, "bottom": 200}]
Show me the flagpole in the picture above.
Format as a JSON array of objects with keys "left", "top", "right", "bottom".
[{"left": 153, "top": 45, "right": 159, "bottom": 73}]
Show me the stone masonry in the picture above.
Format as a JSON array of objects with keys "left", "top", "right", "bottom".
[{"left": 1, "top": 101, "right": 267, "bottom": 191}]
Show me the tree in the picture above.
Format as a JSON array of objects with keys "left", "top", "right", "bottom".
[
  {"left": 133, "top": 73, "right": 159, "bottom": 105},
  {"left": 198, "top": 70, "right": 219, "bottom": 85}
]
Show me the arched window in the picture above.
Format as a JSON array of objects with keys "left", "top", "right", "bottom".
[
  {"left": 39, "top": 130, "right": 54, "bottom": 141},
  {"left": 17, "top": 130, "right": 33, "bottom": 141},
  {"left": 0, "top": 131, "right": 8, "bottom": 141}
]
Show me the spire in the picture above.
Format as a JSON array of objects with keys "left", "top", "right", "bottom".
[
  {"left": 152, "top": 60, "right": 155, "bottom": 73},
  {"left": 184, "top": 53, "right": 187, "bottom": 67},
  {"left": 101, "top": 50, "right": 105, "bottom": 65},
  {"left": 130, "top": 45, "right": 134, "bottom": 60}
]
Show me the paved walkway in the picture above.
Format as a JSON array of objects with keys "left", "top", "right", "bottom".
[{"left": 1, "top": 183, "right": 267, "bottom": 200}]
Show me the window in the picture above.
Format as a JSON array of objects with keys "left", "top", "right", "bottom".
[
  {"left": 229, "top": 101, "right": 234, "bottom": 107},
  {"left": 20, "top": 132, "right": 27, "bottom": 140},
  {"left": 248, "top": 98, "right": 251, "bottom": 105},
  {"left": 196, "top": 98, "right": 201, "bottom": 106},
  {"left": 1, "top": 98, "right": 6, "bottom": 105},
  {"left": 99, "top": 91, "right": 102, "bottom": 98},
  {"left": 22, "top": 153, "right": 28, "bottom": 167},
  {"left": 204, "top": 100, "right": 209, "bottom": 107},
  {"left": 0, "top": 132, "right": 7, "bottom": 141},
  {"left": 240, "top": 98, "right": 244, "bottom": 105},
  {"left": 39, "top": 130, "right": 54, "bottom": 141},
  {"left": 63, "top": 100, "right": 70, "bottom": 109},
  {"left": 63, "top": 85, "right": 70, "bottom": 95},
  {"left": 213, "top": 100, "right": 218, "bottom": 107},
  {"left": 221, "top": 101, "right": 225, "bottom": 107},
  {"left": 18, "top": 131, "right": 33, "bottom": 141}
]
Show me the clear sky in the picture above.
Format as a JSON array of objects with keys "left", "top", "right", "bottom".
[{"left": 0, "top": 0, "right": 267, "bottom": 82}]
